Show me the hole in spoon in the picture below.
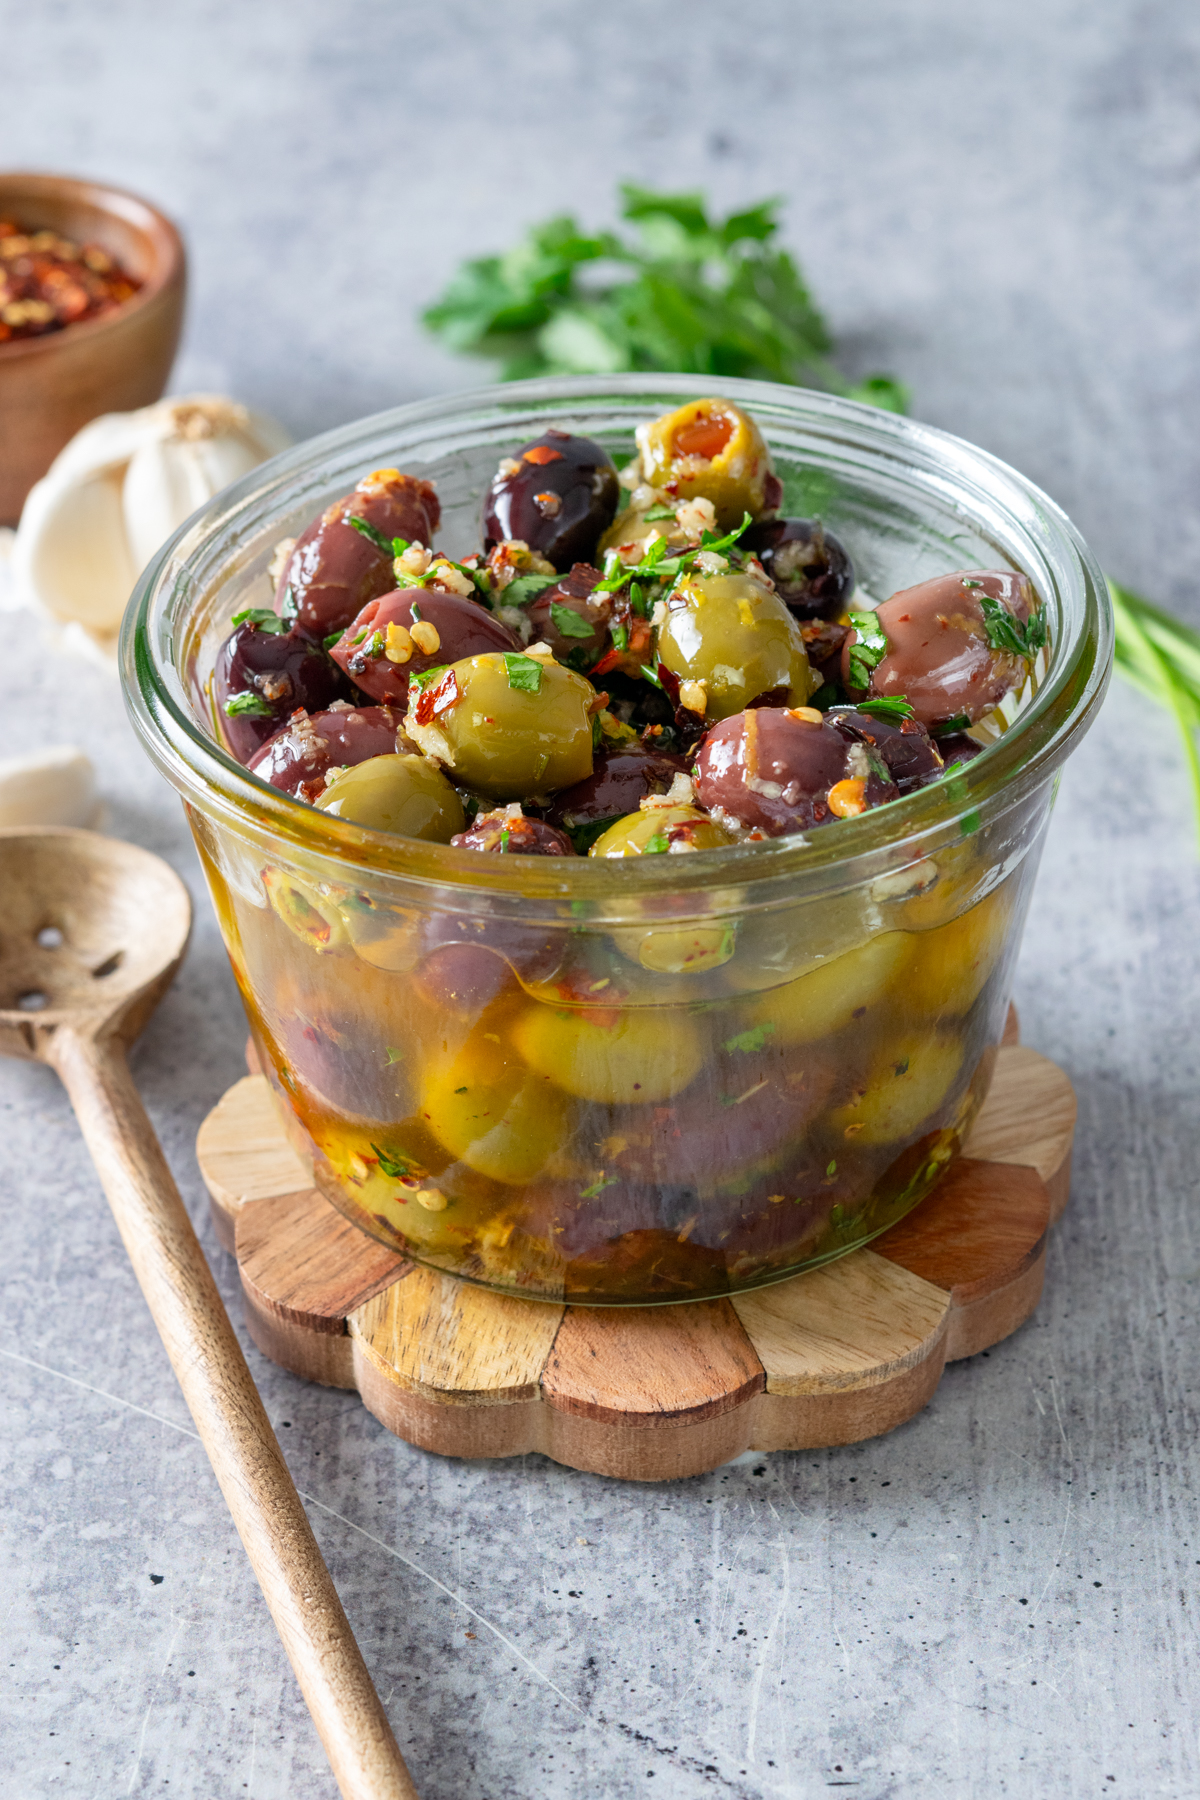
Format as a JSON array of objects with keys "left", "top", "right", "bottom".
[
  {"left": 36, "top": 926, "right": 64, "bottom": 949},
  {"left": 92, "top": 952, "right": 124, "bottom": 979},
  {"left": 16, "top": 991, "right": 48, "bottom": 1012}
]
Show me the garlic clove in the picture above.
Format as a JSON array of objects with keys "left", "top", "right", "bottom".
[
  {"left": 14, "top": 461, "right": 137, "bottom": 634},
  {"left": 0, "top": 745, "right": 99, "bottom": 829}
]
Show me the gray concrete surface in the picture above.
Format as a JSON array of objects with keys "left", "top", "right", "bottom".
[{"left": 2, "top": 2, "right": 1199, "bottom": 1795}]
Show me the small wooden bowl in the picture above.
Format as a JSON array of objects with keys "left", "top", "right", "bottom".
[{"left": 0, "top": 172, "right": 187, "bottom": 525}]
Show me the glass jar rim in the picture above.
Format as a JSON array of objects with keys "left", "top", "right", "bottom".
[{"left": 121, "top": 373, "right": 1112, "bottom": 908}]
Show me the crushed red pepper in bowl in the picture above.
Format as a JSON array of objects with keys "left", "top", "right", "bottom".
[{"left": 0, "top": 219, "right": 142, "bottom": 344}]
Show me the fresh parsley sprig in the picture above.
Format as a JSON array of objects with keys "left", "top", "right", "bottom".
[
  {"left": 231, "top": 606, "right": 286, "bottom": 634},
  {"left": 423, "top": 184, "right": 908, "bottom": 413},
  {"left": 963, "top": 580, "right": 1048, "bottom": 660},
  {"left": 855, "top": 696, "right": 915, "bottom": 723}
]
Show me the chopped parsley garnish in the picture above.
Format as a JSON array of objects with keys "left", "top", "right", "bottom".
[
  {"left": 594, "top": 512, "right": 753, "bottom": 595},
  {"left": 454, "top": 1085, "right": 469, "bottom": 1093},
  {"left": 231, "top": 607, "right": 286, "bottom": 634},
  {"left": 611, "top": 622, "right": 629, "bottom": 653},
  {"left": 549, "top": 601, "right": 596, "bottom": 639},
  {"left": 642, "top": 504, "right": 677, "bottom": 522},
  {"left": 723, "top": 1022, "right": 776, "bottom": 1055},
  {"left": 639, "top": 663, "right": 663, "bottom": 689},
  {"left": 371, "top": 1144, "right": 414, "bottom": 1179},
  {"left": 279, "top": 584, "right": 298, "bottom": 623},
  {"left": 323, "top": 629, "right": 344, "bottom": 650},
  {"left": 224, "top": 692, "right": 274, "bottom": 717},
  {"left": 504, "top": 653, "right": 543, "bottom": 693},
  {"left": 498, "top": 827, "right": 511, "bottom": 851},
  {"left": 348, "top": 515, "right": 394, "bottom": 556},
  {"left": 972, "top": 585, "right": 1047, "bottom": 659},
  {"left": 846, "top": 610, "right": 890, "bottom": 689},
  {"left": 409, "top": 602, "right": 422, "bottom": 623},
  {"left": 856, "top": 695, "right": 915, "bottom": 723},
  {"left": 930, "top": 712, "right": 971, "bottom": 738},
  {"left": 503, "top": 572, "right": 559, "bottom": 608},
  {"left": 409, "top": 663, "right": 450, "bottom": 693},
  {"left": 628, "top": 582, "right": 649, "bottom": 618},
  {"left": 642, "top": 831, "right": 670, "bottom": 853},
  {"left": 579, "top": 1174, "right": 618, "bottom": 1200},
  {"left": 826, "top": 1159, "right": 837, "bottom": 1176},
  {"left": 383, "top": 1047, "right": 404, "bottom": 1065},
  {"left": 365, "top": 630, "right": 385, "bottom": 659}
]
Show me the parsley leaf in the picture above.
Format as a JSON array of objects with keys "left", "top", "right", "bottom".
[
  {"left": 504, "top": 653, "right": 543, "bottom": 693},
  {"left": 856, "top": 695, "right": 915, "bottom": 723},
  {"left": 371, "top": 1144, "right": 415, "bottom": 1180},
  {"left": 723, "top": 1022, "right": 775, "bottom": 1054},
  {"left": 642, "top": 504, "right": 677, "bottom": 522},
  {"left": 846, "top": 610, "right": 890, "bottom": 690},
  {"left": 323, "top": 629, "right": 344, "bottom": 650},
  {"left": 422, "top": 184, "right": 907, "bottom": 411},
  {"left": 347, "top": 515, "right": 394, "bottom": 556},
  {"left": 503, "top": 573, "right": 559, "bottom": 608},
  {"left": 224, "top": 692, "right": 274, "bottom": 717},
  {"left": 231, "top": 607, "right": 286, "bottom": 634},
  {"left": 642, "top": 831, "right": 670, "bottom": 853},
  {"left": 408, "top": 664, "right": 450, "bottom": 693},
  {"left": 549, "top": 601, "right": 596, "bottom": 639},
  {"left": 580, "top": 1174, "right": 618, "bottom": 1200},
  {"left": 975, "top": 589, "right": 1041, "bottom": 659}
]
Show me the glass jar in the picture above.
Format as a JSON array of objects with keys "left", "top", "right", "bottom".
[{"left": 121, "top": 376, "right": 1111, "bottom": 1305}]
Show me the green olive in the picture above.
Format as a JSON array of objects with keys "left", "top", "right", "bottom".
[
  {"left": 316, "top": 753, "right": 465, "bottom": 840},
  {"left": 589, "top": 804, "right": 735, "bottom": 857},
  {"left": 829, "top": 1030, "right": 963, "bottom": 1146},
  {"left": 739, "top": 932, "right": 912, "bottom": 1047},
  {"left": 405, "top": 653, "right": 596, "bottom": 801},
  {"left": 655, "top": 571, "right": 813, "bottom": 720},
  {"left": 635, "top": 397, "right": 774, "bottom": 528},
  {"left": 421, "top": 1028, "right": 572, "bottom": 1184},
  {"left": 511, "top": 1000, "right": 704, "bottom": 1105}
]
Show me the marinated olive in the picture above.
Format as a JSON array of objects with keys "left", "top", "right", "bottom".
[
  {"left": 483, "top": 430, "right": 620, "bottom": 571},
  {"left": 274, "top": 467, "right": 440, "bottom": 638},
  {"left": 411, "top": 942, "right": 522, "bottom": 1017},
  {"left": 740, "top": 932, "right": 912, "bottom": 1048},
  {"left": 215, "top": 619, "right": 346, "bottom": 763},
  {"left": 524, "top": 563, "right": 611, "bottom": 669},
  {"left": 826, "top": 706, "right": 944, "bottom": 795},
  {"left": 404, "top": 651, "right": 596, "bottom": 801},
  {"left": 421, "top": 1026, "right": 572, "bottom": 1184},
  {"left": 655, "top": 570, "right": 813, "bottom": 720},
  {"left": 544, "top": 743, "right": 690, "bottom": 850},
  {"left": 316, "top": 753, "right": 465, "bottom": 841},
  {"left": 249, "top": 704, "right": 404, "bottom": 798},
  {"left": 829, "top": 1030, "right": 964, "bottom": 1147},
  {"left": 328, "top": 588, "right": 518, "bottom": 709},
  {"left": 902, "top": 886, "right": 1013, "bottom": 1016},
  {"left": 510, "top": 1000, "right": 704, "bottom": 1105},
  {"left": 694, "top": 707, "right": 898, "bottom": 836},
  {"left": 936, "top": 732, "right": 985, "bottom": 772},
  {"left": 635, "top": 397, "right": 775, "bottom": 528},
  {"left": 451, "top": 805, "right": 574, "bottom": 855},
  {"left": 741, "top": 517, "right": 856, "bottom": 619},
  {"left": 589, "top": 802, "right": 735, "bottom": 857},
  {"left": 841, "top": 569, "right": 1039, "bottom": 730}
]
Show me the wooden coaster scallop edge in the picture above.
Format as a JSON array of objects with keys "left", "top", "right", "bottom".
[{"left": 196, "top": 1030, "right": 1077, "bottom": 1480}]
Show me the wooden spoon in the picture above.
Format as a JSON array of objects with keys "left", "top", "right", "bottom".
[{"left": 0, "top": 827, "right": 418, "bottom": 1800}]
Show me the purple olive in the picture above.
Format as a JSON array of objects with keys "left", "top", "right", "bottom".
[
  {"left": 742, "top": 518, "right": 856, "bottom": 619},
  {"left": 451, "top": 809, "right": 575, "bottom": 856},
  {"left": 543, "top": 744, "right": 690, "bottom": 849},
  {"left": 524, "top": 563, "right": 611, "bottom": 668},
  {"left": 841, "top": 569, "right": 1037, "bottom": 730},
  {"left": 248, "top": 704, "right": 404, "bottom": 800},
  {"left": 410, "top": 943, "right": 522, "bottom": 1017},
  {"left": 275, "top": 468, "right": 441, "bottom": 638},
  {"left": 215, "top": 620, "right": 346, "bottom": 763},
  {"left": 693, "top": 707, "right": 899, "bottom": 836},
  {"left": 483, "top": 432, "right": 620, "bottom": 571},
  {"left": 328, "top": 588, "right": 518, "bottom": 708},
  {"left": 826, "top": 707, "right": 944, "bottom": 795},
  {"left": 936, "top": 732, "right": 985, "bottom": 772}
]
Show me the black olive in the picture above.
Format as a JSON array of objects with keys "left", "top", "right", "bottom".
[
  {"left": 215, "top": 622, "right": 346, "bottom": 763},
  {"left": 826, "top": 707, "right": 945, "bottom": 795},
  {"left": 741, "top": 518, "right": 856, "bottom": 619},
  {"left": 693, "top": 707, "right": 899, "bottom": 836},
  {"left": 483, "top": 431, "right": 620, "bottom": 571},
  {"left": 248, "top": 704, "right": 404, "bottom": 799}
]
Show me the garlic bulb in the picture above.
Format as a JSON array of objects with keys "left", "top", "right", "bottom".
[{"left": 13, "top": 395, "right": 291, "bottom": 661}]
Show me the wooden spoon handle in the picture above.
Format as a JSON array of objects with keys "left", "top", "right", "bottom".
[{"left": 50, "top": 1025, "right": 419, "bottom": 1800}]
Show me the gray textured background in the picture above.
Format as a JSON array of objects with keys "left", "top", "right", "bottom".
[{"left": 2, "top": 2, "right": 1199, "bottom": 1796}]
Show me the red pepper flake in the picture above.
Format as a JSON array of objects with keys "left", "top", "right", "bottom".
[
  {"left": 0, "top": 218, "right": 142, "bottom": 344},
  {"left": 522, "top": 445, "right": 564, "bottom": 465},
  {"left": 414, "top": 667, "right": 460, "bottom": 726}
]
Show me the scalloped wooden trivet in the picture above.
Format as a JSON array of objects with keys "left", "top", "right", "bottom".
[{"left": 196, "top": 1007, "right": 1076, "bottom": 1481}]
